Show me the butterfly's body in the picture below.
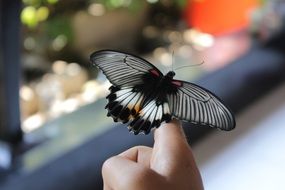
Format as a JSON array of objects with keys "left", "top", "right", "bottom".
[
  {"left": 90, "top": 50, "right": 235, "bottom": 135},
  {"left": 139, "top": 71, "right": 177, "bottom": 104}
]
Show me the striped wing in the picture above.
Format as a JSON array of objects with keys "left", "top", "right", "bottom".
[
  {"left": 90, "top": 50, "right": 163, "bottom": 87},
  {"left": 106, "top": 85, "right": 172, "bottom": 135},
  {"left": 128, "top": 100, "right": 172, "bottom": 135},
  {"left": 167, "top": 81, "right": 235, "bottom": 130}
]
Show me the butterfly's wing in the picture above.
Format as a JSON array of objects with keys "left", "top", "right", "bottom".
[
  {"left": 106, "top": 85, "right": 172, "bottom": 135},
  {"left": 90, "top": 50, "right": 166, "bottom": 134},
  {"left": 167, "top": 80, "right": 235, "bottom": 130},
  {"left": 90, "top": 50, "right": 163, "bottom": 87}
]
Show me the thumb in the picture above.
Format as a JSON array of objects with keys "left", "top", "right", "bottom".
[
  {"left": 102, "top": 155, "right": 166, "bottom": 190},
  {"left": 102, "top": 156, "right": 142, "bottom": 189}
]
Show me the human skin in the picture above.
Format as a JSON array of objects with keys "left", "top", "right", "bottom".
[{"left": 102, "top": 119, "right": 204, "bottom": 190}]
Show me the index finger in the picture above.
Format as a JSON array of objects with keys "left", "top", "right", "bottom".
[{"left": 151, "top": 119, "right": 197, "bottom": 176}]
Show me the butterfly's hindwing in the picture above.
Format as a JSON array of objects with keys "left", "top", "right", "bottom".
[
  {"left": 106, "top": 85, "right": 172, "bottom": 135},
  {"left": 106, "top": 86, "right": 144, "bottom": 123},
  {"left": 129, "top": 100, "right": 172, "bottom": 135}
]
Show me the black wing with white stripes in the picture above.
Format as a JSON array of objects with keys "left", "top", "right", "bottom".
[
  {"left": 167, "top": 80, "right": 235, "bottom": 131},
  {"left": 90, "top": 50, "right": 163, "bottom": 87}
]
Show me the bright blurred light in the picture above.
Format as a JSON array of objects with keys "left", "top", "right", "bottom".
[
  {"left": 50, "top": 100, "right": 63, "bottom": 118},
  {"left": 153, "top": 47, "right": 172, "bottom": 66},
  {"left": 183, "top": 29, "right": 214, "bottom": 49},
  {"left": 197, "top": 33, "right": 214, "bottom": 47},
  {"left": 167, "top": 31, "right": 182, "bottom": 43},
  {"left": 81, "top": 80, "right": 100, "bottom": 103},
  {"left": 52, "top": 60, "right": 67, "bottom": 75},
  {"left": 20, "top": 86, "right": 35, "bottom": 101},
  {"left": 62, "top": 98, "right": 79, "bottom": 113},
  {"left": 23, "top": 113, "right": 46, "bottom": 133},
  {"left": 160, "top": 52, "right": 172, "bottom": 66},
  {"left": 21, "top": 6, "right": 38, "bottom": 28},
  {"left": 147, "top": 0, "right": 159, "bottom": 4},
  {"left": 66, "top": 63, "right": 81, "bottom": 77},
  {"left": 36, "top": 6, "right": 49, "bottom": 21},
  {"left": 50, "top": 97, "right": 80, "bottom": 116},
  {"left": 153, "top": 47, "right": 167, "bottom": 59},
  {"left": 35, "top": 73, "right": 63, "bottom": 110},
  {"left": 102, "top": 81, "right": 112, "bottom": 95},
  {"left": 52, "top": 35, "right": 67, "bottom": 51},
  {"left": 88, "top": 3, "right": 105, "bottom": 16},
  {"left": 21, "top": 5, "right": 50, "bottom": 28}
]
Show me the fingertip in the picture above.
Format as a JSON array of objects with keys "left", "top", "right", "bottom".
[{"left": 154, "top": 119, "right": 187, "bottom": 145}]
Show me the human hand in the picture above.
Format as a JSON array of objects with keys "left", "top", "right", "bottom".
[{"left": 102, "top": 119, "right": 204, "bottom": 190}]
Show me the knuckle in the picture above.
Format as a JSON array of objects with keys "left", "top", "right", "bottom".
[
  {"left": 121, "top": 169, "right": 152, "bottom": 188},
  {"left": 102, "top": 156, "right": 116, "bottom": 174}
]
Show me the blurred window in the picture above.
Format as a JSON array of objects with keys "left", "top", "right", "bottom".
[
  {"left": 1, "top": 0, "right": 263, "bottom": 173},
  {"left": 19, "top": 0, "right": 259, "bottom": 135}
]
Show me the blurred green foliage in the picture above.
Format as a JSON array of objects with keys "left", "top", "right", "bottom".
[
  {"left": 21, "top": 0, "right": 187, "bottom": 60},
  {"left": 21, "top": 0, "right": 58, "bottom": 28},
  {"left": 96, "top": 0, "right": 143, "bottom": 12},
  {"left": 96, "top": 0, "right": 187, "bottom": 12},
  {"left": 21, "top": 0, "right": 188, "bottom": 30},
  {"left": 21, "top": 6, "right": 49, "bottom": 28}
]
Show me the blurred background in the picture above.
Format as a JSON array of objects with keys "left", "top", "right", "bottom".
[{"left": 1, "top": 0, "right": 285, "bottom": 189}]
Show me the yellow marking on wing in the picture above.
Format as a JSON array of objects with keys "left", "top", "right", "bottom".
[
  {"left": 126, "top": 94, "right": 144, "bottom": 120},
  {"left": 128, "top": 105, "right": 142, "bottom": 120},
  {"left": 134, "top": 104, "right": 142, "bottom": 113},
  {"left": 130, "top": 96, "right": 143, "bottom": 112}
]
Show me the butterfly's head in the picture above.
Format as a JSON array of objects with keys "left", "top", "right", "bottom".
[{"left": 166, "top": 71, "right": 175, "bottom": 78}]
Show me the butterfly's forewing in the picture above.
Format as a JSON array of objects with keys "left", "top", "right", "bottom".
[
  {"left": 90, "top": 50, "right": 163, "bottom": 87},
  {"left": 167, "top": 80, "right": 236, "bottom": 130}
]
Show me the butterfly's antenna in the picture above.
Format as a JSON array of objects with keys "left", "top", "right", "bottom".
[
  {"left": 171, "top": 50, "right": 174, "bottom": 72},
  {"left": 174, "top": 61, "right": 204, "bottom": 71}
]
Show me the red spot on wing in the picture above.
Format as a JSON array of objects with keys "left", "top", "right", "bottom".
[
  {"left": 149, "top": 69, "right": 160, "bottom": 77},
  {"left": 171, "top": 80, "right": 183, "bottom": 87}
]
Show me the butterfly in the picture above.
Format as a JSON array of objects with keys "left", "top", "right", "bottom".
[{"left": 90, "top": 50, "right": 235, "bottom": 135}]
